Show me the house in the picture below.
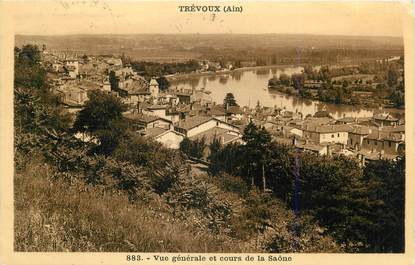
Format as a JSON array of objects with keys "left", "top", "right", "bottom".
[
  {"left": 64, "top": 65, "right": 77, "bottom": 79},
  {"left": 192, "top": 89, "right": 212, "bottom": 105},
  {"left": 302, "top": 124, "right": 353, "bottom": 145},
  {"left": 336, "top": 116, "right": 358, "bottom": 125},
  {"left": 120, "top": 88, "right": 151, "bottom": 107},
  {"left": 206, "top": 105, "right": 227, "bottom": 121},
  {"left": 123, "top": 113, "right": 172, "bottom": 130},
  {"left": 174, "top": 89, "right": 192, "bottom": 104},
  {"left": 225, "top": 105, "right": 244, "bottom": 121},
  {"left": 174, "top": 116, "right": 241, "bottom": 138},
  {"left": 282, "top": 125, "right": 303, "bottom": 138},
  {"left": 296, "top": 142, "right": 328, "bottom": 156},
  {"left": 142, "top": 104, "right": 170, "bottom": 120},
  {"left": 144, "top": 127, "right": 185, "bottom": 149},
  {"left": 64, "top": 59, "right": 79, "bottom": 77},
  {"left": 57, "top": 86, "right": 88, "bottom": 107},
  {"left": 189, "top": 127, "right": 243, "bottom": 146},
  {"left": 106, "top": 58, "right": 123, "bottom": 67},
  {"left": 361, "top": 130, "right": 405, "bottom": 156},
  {"left": 51, "top": 62, "right": 63, "bottom": 72},
  {"left": 347, "top": 125, "right": 372, "bottom": 150},
  {"left": 372, "top": 112, "right": 399, "bottom": 127}
]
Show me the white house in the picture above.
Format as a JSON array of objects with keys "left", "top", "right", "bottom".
[
  {"left": 145, "top": 127, "right": 185, "bottom": 149},
  {"left": 302, "top": 124, "right": 353, "bottom": 145}
]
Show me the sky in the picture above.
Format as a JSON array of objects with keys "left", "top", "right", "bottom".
[{"left": 5, "top": 1, "right": 409, "bottom": 37}]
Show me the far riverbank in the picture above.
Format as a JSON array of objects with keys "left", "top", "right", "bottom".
[{"left": 165, "top": 64, "right": 303, "bottom": 82}]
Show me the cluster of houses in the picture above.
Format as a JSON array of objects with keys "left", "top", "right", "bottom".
[{"left": 43, "top": 51, "right": 405, "bottom": 165}]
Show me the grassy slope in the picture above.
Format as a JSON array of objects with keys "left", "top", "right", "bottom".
[{"left": 14, "top": 160, "right": 246, "bottom": 252}]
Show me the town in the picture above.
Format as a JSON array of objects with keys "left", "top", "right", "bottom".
[{"left": 41, "top": 47, "right": 405, "bottom": 165}]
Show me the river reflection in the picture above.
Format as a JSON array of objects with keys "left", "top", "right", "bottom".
[{"left": 170, "top": 66, "right": 393, "bottom": 119}]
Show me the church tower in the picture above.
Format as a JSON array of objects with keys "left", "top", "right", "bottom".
[{"left": 149, "top": 78, "right": 159, "bottom": 98}]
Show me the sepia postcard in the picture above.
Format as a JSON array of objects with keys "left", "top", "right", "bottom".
[{"left": 0, "top": 1, "right": 414, "bottom": 264}]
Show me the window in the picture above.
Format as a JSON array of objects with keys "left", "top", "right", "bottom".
[
  {"left": 331, "top": 134, "right": 334, "bottom": 138},
  {"left": 337, "top": 133, "right": 340, "bottom": 137},
  {"left": 389, "top": 141, "right": 391, "bottom": 147},
  {"left": 375, "top": 141, "right": 377, "bottom": 146}
]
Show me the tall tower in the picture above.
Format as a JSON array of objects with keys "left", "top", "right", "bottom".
[{"left": 149, "top": 78, "right": 159, "bottom": 98}]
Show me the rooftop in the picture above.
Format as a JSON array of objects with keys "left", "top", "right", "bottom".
[
  {"left": 302, "top": 124, "right": 353, "bottom": 133},
  {"left": 189, "top": 127, "right": 241, "bottom": 145},
  {"left": 174, "top": 115, "right": 213, "bottom": 131},
  {"left": 123, "top": 113, "right": 169, "bottom": 124}
]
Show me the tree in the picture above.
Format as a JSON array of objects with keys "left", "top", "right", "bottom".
[
  {"left": 242, "top": 122, "right": 272, "bottom": 191},
  {"left": 109, "top": 70, "right": 118, "bottom": 91},
  {"left": 18, "top": 44, "right": 41, "bottom": 64},
  {"left": 179, "top": 137, "right": 207, "bottom": 159},
  {"left": 14, "top": 45, "right": 47, "bottom": 91},
  {"left": 296, "top": 154, "right": 369, "bottom": 251},
  {"left": 73, "top": 90, "right": 128, "bottom": 155},
  {"left": 291, "top": 74, "right": 305, "bottom": 90},
  {"left": 156, "top": 76, "right": 170, "bottom": 91},
  {"left": 387, "top": 66, "right": 399, "bottom": 88},
  {"left": 223, "top": 93, "right": 238, "bottom": 107},
  {"left": 362, "top": 156, "right": 405, "bottom": 252},
  {"left": 279, "top": 73, "right": 291, "bottom": 86}
]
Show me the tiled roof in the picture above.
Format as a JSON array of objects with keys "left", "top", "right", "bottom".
[
  {"left": 373, "top": 113, "right": 398, "bottom": 122},
  {"left": 174, "top": 116, "right": 213, "bottom": 130},
  {"left": 123, "top": 113, "right": 168, "bottom": 124},
  {"left": 145, "top": 127, "right": 168, "bottom": 138},
  {"left": 226, "top": 106, "right": 243, "bottom": 115},
  {"left": 146, "top": 104, "right": 168, "bottom": 110},
  {"left": 302, "top": 124, "right": 353, "bottom": 133},
  {"left": 381, "top": 125, "right": 405, "bottom": 133},
  {"left": 349, "top": 125, "right": 372, "bottom": 135},
  {"left": 366, "top": 130, "right": 404, "bottom": 142},
  {"left": 297, "top": 143, "right": 326, "bottom": 152},
  {"left": 208, "top": 105, "right": 226, "bottom": 116},
  {"left": 189, "top": 127, "right": 241, "bottom": 145}
]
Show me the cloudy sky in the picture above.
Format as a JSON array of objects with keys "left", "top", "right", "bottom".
[{"left": 5, "top": 1, "right": 409, "bottom": 36}]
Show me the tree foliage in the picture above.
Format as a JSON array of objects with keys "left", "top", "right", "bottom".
[
  {"left": 72, "top": 90, "right": 128, "bottom": 155},
  {"left": 223, "top": 92, "right": 238, "bottom": 107}
]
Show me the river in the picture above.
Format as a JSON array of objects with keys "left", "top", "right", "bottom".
[{"left": 169, "top": 66, "right": 402, "bottom": 120}]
